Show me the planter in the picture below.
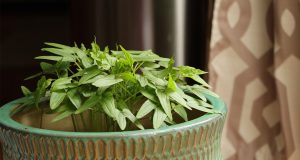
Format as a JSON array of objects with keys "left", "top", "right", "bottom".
[{"left": 0, "top": 95, "right": 226, "bottom": 160}]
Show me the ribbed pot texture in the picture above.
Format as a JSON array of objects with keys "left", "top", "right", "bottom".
[{"left": 0, "top": 96, "right": 226, "bottom": 160}]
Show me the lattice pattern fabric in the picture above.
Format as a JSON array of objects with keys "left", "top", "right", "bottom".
[{"left": 209, "top": 0, "right": 300, "bottom": 159}]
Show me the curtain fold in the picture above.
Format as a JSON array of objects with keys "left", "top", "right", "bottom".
[{"left": 209, "top": 0, "right": 300, "bottom": 159}]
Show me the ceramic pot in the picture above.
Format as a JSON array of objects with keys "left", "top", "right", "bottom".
[{"left": 0, "top": 95, "right": 226, "bottom": 160}]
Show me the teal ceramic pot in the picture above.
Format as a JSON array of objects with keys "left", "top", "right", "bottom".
[{"left": 0, "top": 95, "right": 226, "bottom": 160}]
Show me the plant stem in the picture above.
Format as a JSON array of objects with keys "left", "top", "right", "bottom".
[
  {"left": 90, "top": 110, "right": 94, "bottom": 131},
  {"left": 80, "top": 113, "right": 87, "bottom": 131},
  {"left": 71, "top": 115, "right": 77, "bottom": 132},
  {"left": 39, "top": 108, "right": 44, "bottom": 129}
]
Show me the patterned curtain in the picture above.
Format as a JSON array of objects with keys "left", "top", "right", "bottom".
[{"left": 209, "top": 0, "right": 300, "bottom": 160}]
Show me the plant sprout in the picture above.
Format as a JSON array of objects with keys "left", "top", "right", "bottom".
[{"left": 17, "top": 41, "right": 220, "bottom": 131}]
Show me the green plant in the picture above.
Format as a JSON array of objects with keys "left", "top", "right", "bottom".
[{"left": 17, "top": 41, "right": 220, "bottom": 131}]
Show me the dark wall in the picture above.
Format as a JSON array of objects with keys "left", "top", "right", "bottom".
[
  {"left": 0, "top": 0, "right": 214, "bottom": 106},
  {"left": 0, "top": 0, "right": 71, "bottom": 105}
]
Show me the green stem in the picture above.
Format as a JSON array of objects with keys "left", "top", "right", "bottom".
[
  {"left": 118, "top": 83, "right": 132, "bottom": 95},
  {"left": 39, "top": 108, "right": 44, "bottom": 129},
  {"left": 133, "top": 62, "right": 144, "bottom": 73},
  {"left": 80, "top": 113, "right": 87, "bottom": 131},
  {"left": 125, "top": 91, "right": 139, "bottom": 102},
  {"left": 90, "top": 110, "right": 94, "bottom": 131},
  {"left": 71, "top": 115, "right": 77, "bottom": 132},
  {"left": 74, "top": 60, "right": 83, "bottom": 70}
]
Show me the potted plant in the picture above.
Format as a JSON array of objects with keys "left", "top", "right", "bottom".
[{"left": 0, "top": 41, "right": 226, "bottom": 159}]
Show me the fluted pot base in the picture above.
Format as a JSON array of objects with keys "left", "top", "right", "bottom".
[{"left": 0, "top": 96, "right": 226, "bottom": 160}]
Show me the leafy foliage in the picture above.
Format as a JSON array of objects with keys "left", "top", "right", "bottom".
[{"left": 19, "top": 41, "right": 220, "bottom": 131}]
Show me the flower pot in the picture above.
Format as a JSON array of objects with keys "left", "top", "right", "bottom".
[{"left": 0, "top": 95, "right": 226, "bottom": 160}]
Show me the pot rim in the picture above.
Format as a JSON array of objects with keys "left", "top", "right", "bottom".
[{"left": 0, "top": 95, "right": 226, "bottom": 138}]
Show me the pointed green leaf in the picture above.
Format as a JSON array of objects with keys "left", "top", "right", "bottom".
[
  {"left": 141, "top": 89, "right": 158, "bottom": 102},
  {"left": 92, "top": 75, "right": 123, "bottom": 88},
  {"left": 198, "top": 100, "right": 214, "bottom": 108},
  {"left": 143, "top": 70, "right": 167, "bottom": 86},
  {"left": 73, "top": 48, "right": 92, "bottom": 68},
  {"left": 51, "top": 77, "right": 72, "bottom": 91},
  {"left": 165, "top": 117, "right": 175, "bottom": 125},
  {"left": 192, "top": 85, "right": 219, "bottom": 97},
  {"left": 143, "top": 62, "right": 160, "bottom": 68},
  {"left": 101, "top": 94, "right": 117, "bottom": 118},
  {"left": 173, "top": 104, "right": 188, "bottom": 121},
  {"left": 51, "top": 110, "right": 73, "bottom": 122},
  {"left": 185, "top": 96, "right": 215, "bottom": 113},
  {"left": 67, "top": 88, "right": 82, "bottom": 108},
  {"left": 41, "top": 48, "right": 74, "bottom": 58},
  {"left": 116, "top": 110, "right": 126, "bottom": 130},
  {"left": 131, "top": 51, "right": 169, "bottom": 62},
  {"left": 24, "top": 72, "right": 43, "bottom": 80},
  {"left": 169, "top": 90, "right": 191, "bottom": 110},
  {"left": 21, "top": 86, "right": 31, "bottom": 96},
  {"left": 167, "top": 74, "right": 176, "bottom": 92},
  {"left": 153, "top": 108, "right": 167, "bottom": 129},
  {"left": 156, "top": 89, "right": 172, "bottom": 120},
  {"left": 44, "top": 42, "right": 74, "bottom": 52},
  {"left": 34, "top": 76, "right": 52, "bottom": 106},
  {"left": 136, "top": 75, "right": 148, "bottom": 87},
  {"left": 35, "top": 56, "right": 75, "bottom": 62},
  {"left": 191, "top": 75, "right": 210, "bottom": 88},
  {"left": 75, "top": 94, "right": 99, "bottom": 114},
  {"left": 122, "top": 108, "right": 144, "bottom": 130},
  {"left": 50, "top": 91, "right": 66, "bottom": 110},
  {"left": 40, "top": 62, "right": 54, "bottom": 73},
  {"left": 120, "top": 46, "right": 134, "bottom": 67},
  {"left": 189, "top": 88, "right": 207, "bottom": 102},
  {"left": 79, "top": 67, "right": 102, "bottom": 84},
  {"left": 136, "top": 100, "right": 156, "bottom": 119}
]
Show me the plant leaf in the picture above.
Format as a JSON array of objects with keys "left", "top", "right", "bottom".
[
  {"left": 120, "top": 46, "right": 134, "bottom": 68},
  {"left": 136, "top": 75, "right": 148, "bottom": 87},
  {"left": 173, "top": 104, "right": 188, "bottom": 121},
  {"left": 92, "top": 75, "right": 123, "bottom": 88},
  {"left": 35, "top": 56, "right": 75, "bottom": 62},
  {"left": 21, "top": 86, "right": 31, "bottom": 96},
  {"left": 167, "top": 74, "right": 176, "bottom": 92},
  {"left": 169, "top": 90, "right": 191, "bottom": 110},
  {"left": 67, "top": 88, "right": 82, "bottom": 108},
  {"left": 153, "top": 108, "right": 167, "bottom": 129},
  {"left": 131, "top": 51, "right": 169, "bottom": 62},
  {"left": 44, "top": 42, "right": 74, "bottom": 52},
  {"left": 136, "top": 100, "right": 156, "bottom": 119},
  {"left": 191, "top": 75, "right": 210, "bottom": 88},
  {"left": 75, "top": 94, "right": 99, "bottom": 114},
  {"left": 50, "top": 91, "right": 66, "bottom": 110},
  {"left": 141, "top": 89, "right": 158, "bottom": 102},
  {"left": 51, "top": 77, "right": 72, "bottom": 91},
  {"left": 192, "top": 85, "right": 219, "bottom": 98},
  {"left": 189, "top": 88, "right": 207, "bottom": 102},
  {"left": 51, "top": 110, "right": 73, "bottom": 122},
  {"left": 143, "top": 70, "right": 167, "bottom": 86},
  {"left": 24, "top": 72, "right": 43, "bottom": 80},
  {"left": 41, "top": 48, "right": 74, "bottom": 58},
  {"left": 34, "top": 76, "right": 52, "bottom": 106},
  {"left": 185, "top": 96, "right": 215, "bottom": 113},
  {"left": 122, "top": 108, "right": 144, "bottom": 130},
  {"left": 101, "top": 93, "right": 117, "bottom": 118},
  {"left": 73, "top": 47, "right": 92, "bottom": 68},
  {"left": 155, "top": 89, "right": 172, "bottom": 121},
  {"left": 79, "top": 67, "right": 102, "bottom": 84},
  {"left": 116, "top": 110, "right": 126, "bottom": 130},
  {"left": 40, "top": 62, "right": 54, "bottom": 73}
]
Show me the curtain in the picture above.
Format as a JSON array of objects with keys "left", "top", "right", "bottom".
[{"left": 209, "top": 0, "right": 300, "bottom": 159}]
